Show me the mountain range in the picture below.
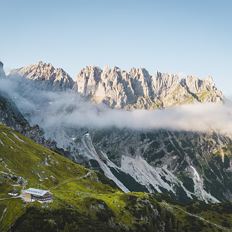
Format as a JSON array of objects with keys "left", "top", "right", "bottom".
[
  {"left": 1, "top": 61, "right": 232, "bottom": 231},
  {"left": 9, "top": 61, "right": 223, "bottom": 109}
]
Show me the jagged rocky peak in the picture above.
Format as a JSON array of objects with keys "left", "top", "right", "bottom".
[
  {"left": 9, "top": 61, "right": 74, "bottom": 91},
  {"left": 75, "top": 66, "right": 153, "bottom": 108},
  {"left": 0, "top": 61, "right": 6, "bottom": 78},
  {"left": 75, "top": 66, "right": 223, "bottom": 109},
  {"left": 75, "top": 66, "right": 102, "bottom": 95}
]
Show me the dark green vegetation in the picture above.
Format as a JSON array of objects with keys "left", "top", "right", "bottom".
[{"left": 0, "top": 124, "right": 232, "bottom": 232}]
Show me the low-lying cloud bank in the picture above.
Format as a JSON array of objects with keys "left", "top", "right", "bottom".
[{"left": 0, "top": 78, "right": 232, "bottom": 136}]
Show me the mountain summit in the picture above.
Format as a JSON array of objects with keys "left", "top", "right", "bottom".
[
  {"left": 8, "top": 62, "right": 223, "bottom": 109},
  {"left": 9, "top": 61, "right": 74, "bottom": 91},
  {"left": 75, "top": 66, "right": 223, "bottom": 109}
]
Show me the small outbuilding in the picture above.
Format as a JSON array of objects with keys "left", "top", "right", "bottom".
[{"left": 21, "top": 188, "right": 52, "bottom": 203}]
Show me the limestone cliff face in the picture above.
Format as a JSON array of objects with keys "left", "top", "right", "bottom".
[
  {"left": 75, "top": 66, "right": 223, "bottom": 109},
  {"left": 9, "top": 61, "right": 74, "bottom": 91},
  {"left": 8, "top": 61, "right": 223, "bottom": 109},
  {"left": 0, "top": 61, "right": 6, "bottom": 78}
]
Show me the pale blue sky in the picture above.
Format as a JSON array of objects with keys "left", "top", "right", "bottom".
[{"left": 0, "top": 0, "right": 231, "bottom": 95}]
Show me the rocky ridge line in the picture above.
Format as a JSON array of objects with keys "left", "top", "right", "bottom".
[
  {"left": 9, "top": 61, "right": 74, "bottom": 91},
  {"left": 75, "top": 66, "right": 223, "bottom": 109},
  {"left": 8, "top": 61, "right": 223, "bottom": 109}
]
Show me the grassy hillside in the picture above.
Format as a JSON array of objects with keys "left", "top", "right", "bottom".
[{"left": 0, "top": 124, "right": 232, "bottom": 232}]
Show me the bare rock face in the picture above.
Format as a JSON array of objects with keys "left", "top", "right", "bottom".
[
  {"left": 75, "top": 66, "right": 223, "bottom": 109},
  {"left": 0, "top": 61, "right": 6, "bottom": 78},
  {"left": 9, "top": 61, "right": 74, "bottom": 91},
  {"left": 8, "top": 61, "right": 223, "bottom": 109}
]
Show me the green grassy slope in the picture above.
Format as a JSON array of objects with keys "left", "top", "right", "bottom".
[{"left": 0, "top": 124, "right": 232, "bottom": 232}]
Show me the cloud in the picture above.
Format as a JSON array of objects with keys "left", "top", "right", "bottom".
[{"left": 0, "top": 77, "right": 232, "bottom": 139}]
